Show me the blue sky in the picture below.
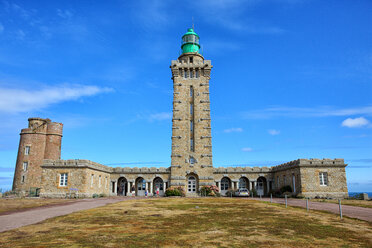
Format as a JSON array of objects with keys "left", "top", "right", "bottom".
[{"left": 0, "top": 0, "right": 371, "bottom": 192}]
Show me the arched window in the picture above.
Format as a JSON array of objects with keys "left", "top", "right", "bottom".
[
  {"left": 239, "top": 178, "right": 247, "bottom": 189},
  {"left": 221, "top": 178, "right": 230, "bottom": 191}
]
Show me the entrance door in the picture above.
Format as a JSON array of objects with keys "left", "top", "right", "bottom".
[
  {"left": 188, "top": 176, "right": 196, "bottom": 193},
  {"left": 154, "top": 178, "right": 164, "bottom": 196},
  {"left": 257, "top": 179, "right": 264, "bottom": 196},
  {"left": 220, "top": 177, "right": 230, "bottom": 196},
  {"left": 137, "top": 178, "right": 146, "bottom": 196},
  {"left": 117, "top": 177, "right": 127, "bottom": 196}
]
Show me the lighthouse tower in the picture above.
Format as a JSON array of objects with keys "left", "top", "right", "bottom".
[{"left": 170, "top": 28, "right": 214, "bottom": 195}]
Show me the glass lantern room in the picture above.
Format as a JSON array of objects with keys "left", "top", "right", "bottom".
[{"left": 181, "top": 28, "right": 200, "bottom": 54}]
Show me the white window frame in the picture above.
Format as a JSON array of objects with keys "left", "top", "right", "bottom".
[
  {"left": 91, "top": 174, "right": 94, "bottom": 188},
  {"left": 59, "top": 173, "right": 68, "bottom": 187},
  {"left": 319, "top": 172, "right": 328, "bottom": 186},
  {"left": 24, "top": 146, "right": 30, "bottom": 155},
  {"left": 23, "top": 161, "right": 28, "bottom": 171}
]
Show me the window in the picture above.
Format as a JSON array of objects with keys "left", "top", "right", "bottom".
[
  {"left": 190, "top": 104, "right": 193, "bottom": 115},
  {"left": 190, "top": 57, "right": 193, "bottom": 63},
  {"left": 195, "top": 70, "right": 199, "bottom": 78},
  {"left": 221, "top": 178, "right": 230, "bottom": 191},
  {"left": 25, "top": 146, "right": 30, "bottom": 155},
  {"left": 185, "top": 70, "right": 189, "bottom": 78},
  {"left": 190, "top": 121, "right": 193, "bottom": 132},
  {"left": 190, "top": 70, "right": 194, "bottom": 78},
  {"left": 190, "top": 156, "right": 196, "bottom": 164},
  {"left": 239, "top": 178, "right": 247, "bottom": 189},
  {"left": 190, "top": 86, "right": 193, "bottom": 97},
  {"left": 23, "top": 162, "right": 28, "bottom": 171},
  {"left": 319, "top": 172, "right": 328, "bottom": 186},
  {"left": 21, "top": 175, "right": 25, "bottom": 183},
  {"left": 190, "top": 139, "right": 194, "bottom": 151},
  {"left": 59, "top": 173, "right": 68, "bottom": 187},
  {"left": 99, "top": 175, "right": 101, "bottom": 188},
  {"left": 91, "top": 174, "right": 94, "bottom": 188},
  {"left": 179, "top": 69, "right": 183, "bottom": 77}
]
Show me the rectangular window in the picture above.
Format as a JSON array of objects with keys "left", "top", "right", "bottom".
[
  {"left": 195, "top": 70, "right": 199, "bottom": 78},
  {"left": 99, "top": 175, "right": 101, "bottom": 188},
  {"left": 59, "top": 173, "right": 68, "bottom": 187},
  {"left": 185, "top": 70, "right": 189, "bottom": 78},
  {"left": 190, "top": 121, "right": 193, "bottom": 132},
  {"left": 190, "top": 104, "right": 193, "bottom": 115},
  {"left": 189, "top": 57, "right": 193, "bottom": 63},
  {"left": 319, "top": 172, "right": 328, "bottom": 186},
  {"left": 190, "top": 70, "right": 194, "bottom": 78},
  {"left": 25, "top": 146, "right": 30, "bottom": 155},
  {"left": 190, "top": 86, "right": 193, "bottom": 97},
  {"left": 21, "top": 175, "right": 25, "bottom": 183},
  {"left": 23, "top": 162, "right": 28, "bottom": 171},
  {"left": 91, "top": 174, "right": 94, "bottom": 188},
  {"left": 190, "top": 138, "right": 194, "bottom": 151}
]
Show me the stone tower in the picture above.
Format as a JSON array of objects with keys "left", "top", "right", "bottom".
[
  {"left": 170, "top": 28, "right": 214, "bottom": 195},
  {"left": 12, "top": 118, "right": 63, "bottom": 193}
]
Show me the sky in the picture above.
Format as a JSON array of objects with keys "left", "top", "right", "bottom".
[{"left": 0, "top": 0, "right": 371, "bottom": 192}]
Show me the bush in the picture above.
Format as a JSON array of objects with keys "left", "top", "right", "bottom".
[
  {"left": 225, "top": 189, "right": 237, "bottom": 197},
  {"left": 200, "top": 185, "right": 219, "bottom": 197},
  {"left": 280, "top": 185, "right": 292, "bottom": 194},
  {"left": 165, "top": 186, "right": 185, "bottom": 197},
  {"left": 92, "top": 193, "right": 99, "bottom": 198},
  {"left": 250, "top": 188, "right": 257, "bottom": 197}
]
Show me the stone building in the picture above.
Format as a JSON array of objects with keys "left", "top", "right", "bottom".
[{"left": 12, "top": 28, "right": 348, "bottom": 199}]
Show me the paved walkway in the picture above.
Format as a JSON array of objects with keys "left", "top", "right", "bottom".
[
  {"left": 0, "top": 197, "right": 134, "bottom": 233},
  {"left": 256, "top": 197, "right": 372, "bottom": 222}
]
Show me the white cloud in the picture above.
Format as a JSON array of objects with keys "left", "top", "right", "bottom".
[
  {"left": 224, "top": 127, "right": 243, "bottom": 133},
  {"left": 268, "top": 129, "right": 280, "bottom": 135},
  {"left": 0, "top": 85, "right": 113, "bottom": 113},
  {"left": 241, "top": 105, "right": 372, "bottom": 119},
  {"left": 148, "top": 112, "right": 172, "bottom": 121},
  {"left": 242, "top": 147, "right": 253, "bottom": 152},
  {"left": 341, "top": 117, "right": 370, "bottom": 128}
]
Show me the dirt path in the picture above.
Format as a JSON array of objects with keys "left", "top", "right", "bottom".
[
  {"left": 0, "top": 197, "right": 139, "bottom": 233},
  {"left": 256, "top": 197, "right": 372, "bottom": 222}
]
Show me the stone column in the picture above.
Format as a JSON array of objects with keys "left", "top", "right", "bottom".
[
  {"left": 127, "top": 181, "right": 130, "bottom": 196},
  {"left": 150, "top": 181, "right": 153, "bottom": 195},
  {"left": 163, "top": 182, "right": 167, "bottom": 191},
  {"left": 253, "top": 181, "right": 257, "bottom": 190},
  {"left": 248, "top": 181, "right": 251, "bottom": 191},
  {"left": 218, "top": 181, "right": 221, "bottom": 192},
  {"left": 114, "top": 181, "right": 117, "bottom": 194}
]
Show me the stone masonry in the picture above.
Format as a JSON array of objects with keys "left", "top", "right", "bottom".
[{"left": 12, "top": 28, "right": 349, "bottom": 199}]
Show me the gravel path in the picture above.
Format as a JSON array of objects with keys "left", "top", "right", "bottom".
[
  {"left": 256, "top": 197, "right": 372, "bottom": 222},
  {"left": 0, "top": 197, "right": 135, "bottom": 233}
]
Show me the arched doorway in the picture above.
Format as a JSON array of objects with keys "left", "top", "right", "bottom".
[
  {"left": 220, "top": 177, "right": 231, "bottom": 196},
  {"left": 153, "top": 177, "right": 164, "bottom": 196},
  {"left": 136, "top": 177, "right": 146, "bottom": 196},
  {"left": 117, "top": 177, "right": 127, "bottom": 196},
  {"left": 187, "top": 174, "right": 198, "bottom": 194},
  {"left": 257, "top": 177, "right": 267, "bottom": 196},
  {"left": 239, "top": 177, "right": 249, "bottom": 190}
]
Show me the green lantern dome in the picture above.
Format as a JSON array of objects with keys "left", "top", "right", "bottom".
[{"left": 181, "top": 28, "right": 200, "bottom": 54}]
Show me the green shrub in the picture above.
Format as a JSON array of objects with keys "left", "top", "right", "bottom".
[
  {"left": 165, "top": 186, "right": 185, "bottom": 197},
  {"left": 280, "top": 185, "right": 293, "bottom": 194},
  {"left": 250, "top": 188, "right": 257, "bottom": 197},
  {"left": 92, "top": 193, "right": 99, "bottom": 198}
]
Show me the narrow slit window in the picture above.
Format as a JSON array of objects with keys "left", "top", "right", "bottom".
[
  {"left": 190, "top": 139, "right": 194, "bottom": 151},
  {"left": 190, "top": 86, "right": 193, "bottom": 97},
  {"left": 195, "top": 70, "right": 199, "bottom": 78},
  {"left": 23, "top": 162, "right": 28, "bottom": 171},
  {"left": 190, "top": 121, "right": 193, "bottom": 132},
  {"left": 25, "top": 146, "right": 30, "bottom": 155},
  {"left": 185, "top": 70, "right": 189, "bottom": 78},
  {"left": 190, "top": 104, "right": 193, "bottom": 115},
  {"left": 190, "top": 70, "right": 194, "bottom": 78},
  {"left": 190, "top": 57, "right": 193, "bottom": 63}
]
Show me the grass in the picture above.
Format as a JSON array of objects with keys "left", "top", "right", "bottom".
[
  {"left": 0, "top": 198, "right": 77, "bottom": 214},
  {"left": 310, "top": 198, "right": 372, "bottom": 209},
  {"left": 0, "top": 198, "right": 371, "bottom": 247}
]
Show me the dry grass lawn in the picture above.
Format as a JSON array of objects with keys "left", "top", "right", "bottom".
[
  {"left": 0, "top": 198, "right": 371, "bottom": 247},
  {"left": 0, "top": 198, "right": 77, "bottom": 214}
]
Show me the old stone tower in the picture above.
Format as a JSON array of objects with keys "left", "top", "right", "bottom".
[
  {"left": 170, "top": 28, "right": 214, "bottom": 194},
  {"left": 12, "top": 118, "right": 63, "bottom": 192}
]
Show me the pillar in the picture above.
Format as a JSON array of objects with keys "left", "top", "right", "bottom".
[
  {"left": 150, "top": 181, "right": 153, "bottom": 194},
  {"left": 218, "top": 181, "right": 221, "bottom": 192},
  {"left": 114, "top": 181, "right": 117, "bottom": 194},
  {"left": 163, "top": 182, "right": 167, "bottom": 191},
  {"left": 248, "top": 181, "right": 251, "bottom": 191},
  {"left": 127, "top": 181, "right": 130, "bottom": 196}
]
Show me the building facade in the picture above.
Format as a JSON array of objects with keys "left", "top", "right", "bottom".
[{"left": 12, "top": 29, "right": 348, "bottom": 199}]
